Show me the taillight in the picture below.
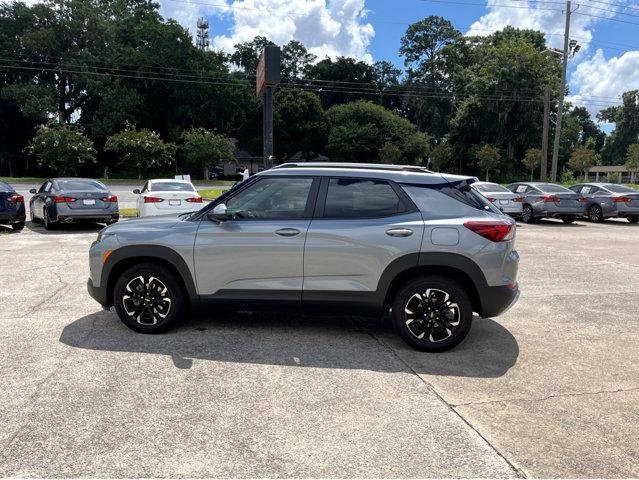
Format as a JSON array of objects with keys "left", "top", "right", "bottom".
[
  {"left": 486, "top": 197, "right": 496, "bottom": 203},
  {"left": 577, "top": 197, "right": 588, "bottom": 203},
  {"left": 541, "top": 196, "right": 560, "bottom": 202},
  {"left": 53, "top": 196, "right": 76, "bottom": 203},
  {"left": 612, "top": 197, "right": 630, "bottom": 203},
  {"left": 144, "top": 196, "right": 164, "bottom": 203},
  {"left": 185, "top": 197, "right": 203, "bottom": 203},
  {"left": 464, "top": 220, "right": 515, "bottom": 242},
  {"left": 513, "top": 197, "right": 523, "bottom": 203},
  {"left": 102, "top": 195, "right": 118, "bottom": 203},
  {"left": 7, "top": 195, "right": 24, "bottom": 203}
]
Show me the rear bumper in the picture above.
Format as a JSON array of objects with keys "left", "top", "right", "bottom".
[
  {"left": 59, "top": 213, "right": 119, "bottom": 223},
  {"left": 0, "top": 212, "right": 26, "bottom": 223},
  {"left": 87, "top": 278, "right": 108, "bottom": 307},
  {"left": 478, "top": 283, "right": 520, "bottom": 318}
]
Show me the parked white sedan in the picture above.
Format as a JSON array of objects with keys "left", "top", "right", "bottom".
[{"left": 134, "top": 179, "right": 203, "bottom": 217}]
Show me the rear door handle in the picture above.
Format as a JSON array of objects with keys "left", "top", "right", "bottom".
[
  {"left": 386, "top": 228, "right": 413, "bottom": 237},
  {"left": 275, "top": 228, "right": 301, "bottom": 237}
]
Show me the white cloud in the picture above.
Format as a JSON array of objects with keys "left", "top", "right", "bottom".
[
  {"left": 567, "top": 49, "right": 639, "bottom": 118},
  {"left": 209, "top": 0, "right": 375, "bottom": 62}
]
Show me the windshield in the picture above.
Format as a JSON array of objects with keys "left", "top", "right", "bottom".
[
  {"left": 475, "top": 183, "right": 510, "bottom": 193},
  {"left": 537, "top": 183, "right": 572, "bottom": 193},
  {"left": 606, "top": 184, "right": 636, "bottom": 193},
  {"left": 151, "top": 182, "right": 195, "bottom": 192},
  {"left": 56, "top": 180, "right": 107, "bottom": 192},
  {"left": 0, "top": 181, "right": 13, "bottom": 192}
]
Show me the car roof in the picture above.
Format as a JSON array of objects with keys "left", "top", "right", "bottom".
[
  {"left": 264, "top": 163, "right": 475, "bottom": 186},
  {"left": 148, "top": 178, "right": 193, "bottom": 184},
  {"left": 51, "top": 177, "right": 102, "bottom": 182}
]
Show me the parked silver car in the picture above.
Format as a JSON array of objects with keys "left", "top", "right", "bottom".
[
  {"left": 471, "top": 181, "right": 523, "bottom": 217},
  {"left": 88, "top": 163, "right": 520, "bottom": 352},
  {"left": 506, "top": 182, "right": 586, "bottom": 224},
  {"left": 568, "top": 183, "right": 639, "bottom": 223}
]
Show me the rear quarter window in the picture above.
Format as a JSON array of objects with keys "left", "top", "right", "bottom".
[{"left": 402, "top": 184, "right": 500, "bottom": 219}]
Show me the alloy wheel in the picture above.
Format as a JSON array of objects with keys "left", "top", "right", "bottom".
[
  {"left": 522, "top": 205, "right": 533, "bottom": 223},
  {"left": 404, "top": 288, "right": 461, "bottom": 342},
  {"left": 589, "top": 205, "right": 603, "bottom": 223},
  {"left": 122, "top": 275, "right": 172, "bottom": 325}
]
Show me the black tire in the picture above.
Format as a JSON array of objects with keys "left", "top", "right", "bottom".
[
  {"left": 628, "top": 216, "right": 639, "bottom": 224},
  {"left": 113, "top": 263, "right": 185, "bottom": 334},
  {"left": 561, "top": 215, "right": 575, "bottom": 224},
  {"left": 392, "top": 275, "right": 473, "bottom": 352},
  {"left": 521, "top": 204, "right": 535, "bottom": 223},
  {"left": 43, "top": 207, "right": 55, "bottom": 230},
  {"left": 12, "top": 222, "right": 25, "bottom": 232},
  {"left": 588, "top": 205, "right": 604, "bottom": 223}
]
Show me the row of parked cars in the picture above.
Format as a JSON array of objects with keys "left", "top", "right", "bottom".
[
  {"left": 0, "top": 177, "right": 205, "bottom": 231},
  {"left": 471, "top": 181, "right": 639, "bottom": 224}
]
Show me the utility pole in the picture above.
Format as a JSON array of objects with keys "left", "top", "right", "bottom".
[
  {"left": 256, "top": 46, "right": 280, "bottom": 170},
  {"left": 540, "top": 85, "right": 550, "bottom": 181},
  {"left": 550, "top": 0, "right": 572, "bottom": 182}
]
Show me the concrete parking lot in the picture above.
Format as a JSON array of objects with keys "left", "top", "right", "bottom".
[{"left": 0, "top": 217, "right": 637, "bottom": 477}]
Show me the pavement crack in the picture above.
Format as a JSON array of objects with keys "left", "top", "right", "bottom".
[
  {"left": 361, "top": 325, "right": 526, "bottom": 478},
  {"left": 452, "top": 386, "right": 639, "bottom": 407}
]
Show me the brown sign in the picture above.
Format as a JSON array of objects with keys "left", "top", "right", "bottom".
[{"left": 256, "top": 45, "right": 281, "bottom": 97}]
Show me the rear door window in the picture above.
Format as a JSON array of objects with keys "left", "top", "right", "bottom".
[{"left": 323, "top": 178, "right": 403, "bottom": 218}]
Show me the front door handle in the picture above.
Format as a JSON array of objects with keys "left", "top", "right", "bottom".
[
  {"left": 386, "top": 228, "right": 413, "bottom": 237},
  {"left": 275, "top": 228, "right": 301, "bottom": 237}
]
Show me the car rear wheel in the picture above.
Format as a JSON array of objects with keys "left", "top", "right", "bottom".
[
  {"left": 628, "top": 216, "right": 639, "bottom": 224},
  {"left": 521, "top": 204, "right": 535, "bottom": 223},
  {"left": 392, "top": 275, "right": 473, "bottom": 352},
  {"left": 113, "top": 263, "right": 185, "bottom": 334},
  {"left": 561, "top": 215, "right": 575, "bottom": 224},
  {"left": 588, "top": 205, "right": 604, "bottom": 223},
  {"left": 12, "top": 222, "right": 25, "bottom": 232},
  {"left": 43, "top": 207, "right": 55, "bottom": 230}
]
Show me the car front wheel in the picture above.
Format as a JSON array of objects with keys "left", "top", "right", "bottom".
[
  {"left": 43, "top": 207, "right": 55, "bottom": 230},
  {"left": 392, "top": 275, "right": 473, "bottom": 352},
  {"left": 113, "top": 263, "right": 185, "bottom": 333}
]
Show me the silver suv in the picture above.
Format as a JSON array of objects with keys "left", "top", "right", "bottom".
[{"left": 88, "top": 163, "right": 520, "bottom": 352}]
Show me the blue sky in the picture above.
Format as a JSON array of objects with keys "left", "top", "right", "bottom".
[{"left": 159, "top": 0, "right": 639, "bottom": 119}]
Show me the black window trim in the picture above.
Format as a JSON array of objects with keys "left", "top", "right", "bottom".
[{"left": 314, "top": 176, "right": 418, "bottom": 220}]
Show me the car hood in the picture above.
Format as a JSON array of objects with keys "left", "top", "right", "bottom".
[{"left": 101, "top": 214, "right": 187, "bottom": 235}]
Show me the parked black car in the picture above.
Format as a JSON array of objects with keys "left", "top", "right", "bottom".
[
  {"left": 29, "top": 178, "right": 119, "bottom": 230},
  {"left": 0, "top": 180, "right": 26, "bottom": 231}
]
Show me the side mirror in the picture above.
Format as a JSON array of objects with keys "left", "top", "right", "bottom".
[
  {"left": 209, "top": 203, "right": 230, "bottom": 222},
  {"left": 29, "top": 189, "right": 37, "bottom": 194},
  {"left": 133, "top": 189, "right": 140, "bottom": 194}
]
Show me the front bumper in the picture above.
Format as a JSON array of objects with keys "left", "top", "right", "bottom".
[
  {"left": 87, "top": 278, "right": 109, "bottom": 307},
  {"left": 478, "top": 283, "right": 520, "bottom": 318}
]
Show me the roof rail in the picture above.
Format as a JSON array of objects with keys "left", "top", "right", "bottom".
[{"left": 273, "top": 162, "right": 434, "bottom": 174}]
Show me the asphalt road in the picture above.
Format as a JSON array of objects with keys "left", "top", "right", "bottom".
[
  {"left": 10, "top": 182, "right": 230, "bottom": 211},
  {"left": 0, "top": 217, "right": 637, "bottom": 477}
]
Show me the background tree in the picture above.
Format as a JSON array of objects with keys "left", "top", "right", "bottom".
[
  {"left": 26, "top": 123, "right": 95, "bottom": 176},
  {"left": 379, "top": 142, "right": 401, "bottom": 164},
  {"left": 568, "top": 145, "right": 598, "bottom": 181},
  {"left": 104, "top": 124, "right": 174, "bottom": 179},
  {"left": 522, "top": 148, "right": 541, "bottom": 181},
  {"left": 429, "top": 143, "right": 452, "bottom": 171},
  {"left": 625, "top": 144, "right": 639, "bottom": 182},
  {"left": 326, "top": 101, "right": 429, "bottom": 163},
  {"left": 230, "top": 36, "right": 274, "bottom": 76},
  {"left": 599, "top": 91, "right": 639, "bottom": 165},
  {"left": 476, "top": 144, "right": 501, "bottom": 181},
  {"left": 306, "top": 57, "right": 377, "bottom": 108},
  {"left": 281, "top": 40, "right": 316, "bottom": 79},
  {"left": 180, "top": 128, "right": 235, "bottom": 180}
]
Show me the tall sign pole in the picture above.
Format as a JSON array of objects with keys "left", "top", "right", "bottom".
[
  {"left": 540, "top": 85, "right": 550, "bottom": 181},
  {"left": 550, "top": 0, "right": 572, "bottom": 182},
  {"left": 256, "top": 46, "right": 281, "bottom": 170}
]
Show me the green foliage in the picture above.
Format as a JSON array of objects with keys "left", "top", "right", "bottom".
[
  {"left": 281, "top": 40, "right": 316, "bottom": 78},
  {"left": 568, "top": 146, "right": 598, "bottom": 180},
  {"left": 625, "top": 144, "right": 639, "bottom": 171},
  {"left": 26, "top": 122, "right": 95, "bottom": 176},
  {"left": 326, "top": 101, "right": 429, "bottom": 164},
  {"left": 179, "top": 128, "right": 235, "bottom": 180},
  {"left": 104, "top": 124, "right": 175, "bottom": 179},
  {"left": 560, "top": 169, "right": 576, "bottom": 185},
  {"left": 306, "top": 57, "right": 377, "bottom": 109},
  {"left": 476, "top": 144, "right": 501, "bottom": 181},
  {"left": 599, "top": 91, "right": 639, "bottom": 165},
  {"left": 379, "top": 142, "right": 401, "bottom": 164},
  {"left": 429, "top": 143, "right": 452, "bottom": 171},
  {"left": 522, "top": 148, "right": 541, "bottom": 180}
]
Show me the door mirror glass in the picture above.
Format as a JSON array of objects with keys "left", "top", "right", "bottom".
[
  {"left": 209, "top": 203, "right": 230, "bottom": 221},
  {"left": 133, "top": 189, "right": 141, "bottom": 194},
  {"left": 29, "top": 189, "right": 37, "bottom": 194}
]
